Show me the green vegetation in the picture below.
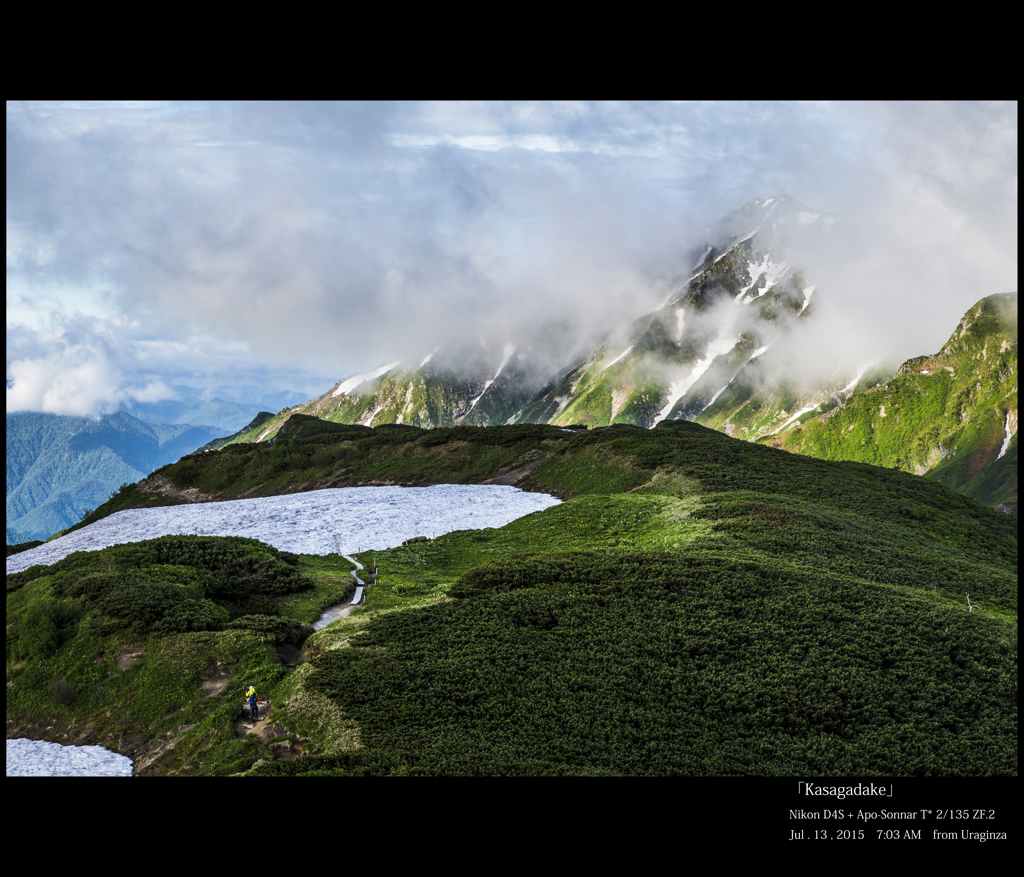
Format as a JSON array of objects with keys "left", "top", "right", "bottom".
[
  {"left": 10, "top": 419, "right": 1015, "bottom": 776},
  {"left": 765, "top": 293, "right": 1017, "bottom": 510},
  {"left": 6, "top": 535, "right": 357, "bottom": 775},
  {"left": 7, "top": 540, "right": 45, "bottom": 558},
  {"left": 204, "top": 289, "right": 1015, "bottom": 516},
  {"left": 264, "top": 551, "right": 1013, "bottom": 776}
]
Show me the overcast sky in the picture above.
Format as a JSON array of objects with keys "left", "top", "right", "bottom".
[{"left": 6, "top": 101, "right": 1017, "bottom": 416}]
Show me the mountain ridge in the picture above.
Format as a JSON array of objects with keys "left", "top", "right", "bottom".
[
  {"left": 764, "top": 292, "right": 1017, "bottom": 511},
  {"left": 5, "top": 411, "right": 225, "bottom": 541},
  {"left": 212, "top": 195, "right": 1015, "bottom": 510}
]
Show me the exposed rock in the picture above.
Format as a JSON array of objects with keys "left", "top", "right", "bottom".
[{"left": 137, "top": 473, "right": 215, "bottom": 505}]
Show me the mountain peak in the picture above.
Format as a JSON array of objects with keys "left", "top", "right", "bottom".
[{"left": 695, "top": 195, "right": 839, "bottom": 266}]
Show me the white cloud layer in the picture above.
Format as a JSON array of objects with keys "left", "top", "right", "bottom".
[{"left": 6, "top": 101, "right": 1017, "bottom": 416}]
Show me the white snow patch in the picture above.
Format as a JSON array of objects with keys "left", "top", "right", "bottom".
[
  {"left": 419, "top": 347, "right": 439, "bottom": 368},
  {"left": 772, "top": 403, "right": 821, "bottom": 434},
  {"left": 841, "top": 361, "right": 875, "bottom": 394},
  {"left": 796, "top": 211, "right": 820, "bottom": 227},
  {"left": 762, "top": 198, "right": 775, "bottom": 207},
  {"left": 332, "top": 361, "right": 401, "bottom": 398},
  {"left": 467, "top": 343, "right": 516, "bottom": 413},
  {"left": 7, "top": 739, "right": 134, "bottom": 777},
  {"left": 652, "top": 377, "right": 691, "bottom": 426},
  {"left": 602, "top": 345, "right": 634, "bottom": 371},
  {"left": 733, "top": 226, "right": 761, "bottom": 247},
  {"left": 496, "top": 343, "right": 516, "bottom": 377},
  {"left": 748, "top": 333, "right": 782, "bottom": 361},
  {"left": 712, "top": 233, "right": 753, "bottom": 264},
  {"left": 656, "top": 289, "right": 677, "bottom": 310},
  {"left": 365, "top": 403, "right": 385, "bottom": 426},
  {"left": 698, "top": 381, "right": 729, "bottom": 415},
  {"left": 7, "top": 485, "right": 563, "bottom": 576},
  {"left": 739, "top": 256, "right": 789, "bottom": 302},
  {"left": 997, "top": 412, "right": 1015, "bottom": 460},
  {"left": 652, "top": 334, "right": 741, "bottom": 425},
  {"left": 675, "top": 308, "right": 686, "bottom": 342},
  {"left": 797, "top": 285, "right": 815, "bottom": 315}
]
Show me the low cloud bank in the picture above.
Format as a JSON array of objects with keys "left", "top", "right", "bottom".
[{"left": 6, "top": 102, "right": 1016, "bottom": 415}]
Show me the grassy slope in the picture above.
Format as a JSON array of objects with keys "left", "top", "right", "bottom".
[
  {"left": 8, "top": 421, "right": 1016, "bottom": 776},
  {"left": 764, "top": 293, "right": 1018, "bottom": 509},
  {"left": 211, "top": 292, "right": 1016, "bottom": 515},
  {"left": 6, "top": 536, "right": 357, "bottom": 775}
]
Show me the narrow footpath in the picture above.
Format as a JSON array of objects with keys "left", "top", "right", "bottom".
[{"left": 233, "top": 553, "right": 370, "bottom": 744}]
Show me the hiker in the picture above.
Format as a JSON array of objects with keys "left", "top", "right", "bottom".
[{"left": 246, "top": 686, "right": 260, "bottom": 721}]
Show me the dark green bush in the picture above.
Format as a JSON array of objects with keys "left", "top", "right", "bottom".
[
  {"left": 225, "top": 615, "right": 314, "bottom": 645},
  {"left": 6, "top": 540, "right": 45, "bottom": 558},
  {"left": 16, "top": 599, "right": 81, "bottom": 659},
  {"left": 304, "top": 547, "right": 1017, "bottom": 776},
  {"left": 54, "top": 572, "right": 227, "bottom": 636}
]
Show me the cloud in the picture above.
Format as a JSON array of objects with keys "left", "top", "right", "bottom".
[
  {"left": 794, "top": 101, "right": 1017, "bottom": 362},
  {"left": 5, "top": 307, "right": 328, "bottom": 415},
  {"left": 6, "top": 101, "right": 1017, "bottom": 417},
  {"left": 7, "top": 344, "right": 124, "bottom": 416}
]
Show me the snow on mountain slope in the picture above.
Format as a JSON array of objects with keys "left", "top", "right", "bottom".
[
  {"left": 7, "top": 739, "right": 134, "bottom": 777},
  {"left": 999, "top": 411, "right": 1015, "bottom": 463},
  {"left": 468, "top": 343, "right": 517, "bottom": 413},
  {"left": 653, "top": 333, "right": 743, "bottom": 426},
  {"left": 222, "top": 195, "right": 848, "bottom": 437},
  {"left": 332, "top": 361, "right": 402, "bottom": 398}
]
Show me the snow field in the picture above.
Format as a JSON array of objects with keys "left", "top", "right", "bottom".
[
  {"left": 7, "top": 485, "right": 563, "bottom": 575},
  {"left": 468, "top": 343, "right": 516, "bottom": 413},
  {"left": 8, "top": 484, "right": 564, "bottom": 774},
  {"left": 772, "top": 403, "right": 821, "bottom": 435},
  {"left": 331, "top": 360, "right": 401, "bottom": 398},
  {"left": 7, "top": 739, "right": 133, "bottom": 777},
  {"left": 652, "top": 333, "right": 742, "bottom": 426},
  {"left": 602, "top": 345, "right": 634, "bottom": 371}
]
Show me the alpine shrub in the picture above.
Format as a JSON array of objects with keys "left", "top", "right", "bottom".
[{"left": 17, "top": 599, "right": 81, "bottom": 660}]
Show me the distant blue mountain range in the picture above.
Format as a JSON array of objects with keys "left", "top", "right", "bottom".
[
  {"left": 7, "top": 385, "right": 311, "bottom": 543},
  {"left": 118, "top": 385, "right": 308, "bottom": 434},
  {"left": 6, "top": 411, "right": 225, "bottom": 542}
]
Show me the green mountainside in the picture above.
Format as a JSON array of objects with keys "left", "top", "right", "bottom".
[
  {"left": 6, "top": 412, "right": 223, "bottom": 541},
  {"left": 217, "top": 197, "right": 1015, "bottom": 511},
  {"left": 764, "top": 293, "right": 1018, "bottom": 512},
  {"left": 8, "top": 421, "right": 1017, "bottom": 776},
  {"left": 224, "top": 293, "right": 1017, "bottom": 511}
]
